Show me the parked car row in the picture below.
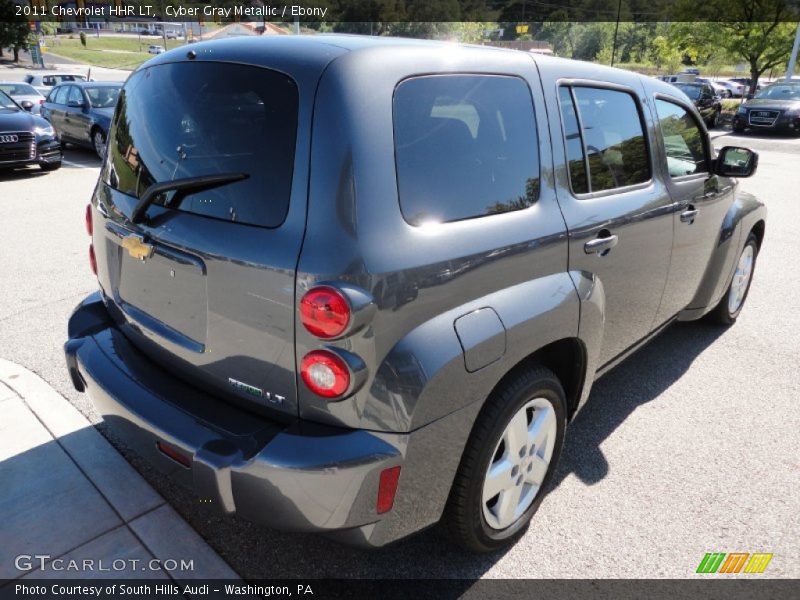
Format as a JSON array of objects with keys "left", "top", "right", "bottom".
[{"left": 658, "top": 72, "right": 769, "bottom": 99}]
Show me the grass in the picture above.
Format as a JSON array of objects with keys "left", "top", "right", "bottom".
[
  {"left": 720, "top": 98, "right": 746, "bottom": 114},
  {"left": 41, "top": 35, "right": 186, "bottom": 70}
]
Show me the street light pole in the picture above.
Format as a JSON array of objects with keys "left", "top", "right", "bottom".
[{"left": 786, "top": 22, "right": 800, "bottom": 81}]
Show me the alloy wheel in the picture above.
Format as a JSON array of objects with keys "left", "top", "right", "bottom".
[
  {"left": 481, "top": 397, "right": 557, "bottom": 530},
  {"left": 728, "top": 244, "right": 754, "bottom": 315}
]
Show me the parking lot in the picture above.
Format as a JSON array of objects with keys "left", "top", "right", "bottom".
[{"left": 2, "top": 118, "right": 799, "bottom": 578}]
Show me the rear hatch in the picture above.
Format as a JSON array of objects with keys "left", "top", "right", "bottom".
[{"left": 92, "top": 60, "right": 306, "bottom": 418}]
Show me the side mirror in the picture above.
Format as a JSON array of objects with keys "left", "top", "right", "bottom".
[
  {"left": 714, "top": 146, "right": 758, "bottom": 178},
  {"left": 20, "top": 100, "right": 34, "bottom": 111}
]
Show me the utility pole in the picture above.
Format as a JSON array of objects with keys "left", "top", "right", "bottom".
[
  {"left": 610, "top": 0, "right": 622, "bottom": 67},
  {"left": 786, "top": 22, "right": 800, "bottom": 81}
]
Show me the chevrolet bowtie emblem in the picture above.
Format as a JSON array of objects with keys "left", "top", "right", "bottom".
[{"left": 121, "top": 234, "right": 154, "bottom": 261}]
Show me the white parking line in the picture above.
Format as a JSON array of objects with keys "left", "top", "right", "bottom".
[{"left": 62, "top": 159, "right": 100, "bottom": 169}]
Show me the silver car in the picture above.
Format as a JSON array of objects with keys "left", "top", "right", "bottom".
[{"left": 0, "top": 82, "right": 45, "bottom": 114}]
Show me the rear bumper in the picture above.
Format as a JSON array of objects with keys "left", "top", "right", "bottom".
[{"left": 65, "top": 292, "right": 415, "bottom": 546}]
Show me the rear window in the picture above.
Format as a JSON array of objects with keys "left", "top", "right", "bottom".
[
  {"left": 0, "top": 83, "right": 38, "bottom": 96},
  {"left": 104, "top": 62, "right": 298, "bottom": 228},
  {"left": 393, "top": 75, "right": 540, "bottom": 226}
]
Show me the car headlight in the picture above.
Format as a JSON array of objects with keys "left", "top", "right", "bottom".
[
  {"left": 737, "top": 106, "right": 747, "bottom": 115},
  {"left": 34, "top": 124, "right": 55, "bottom": 137}
]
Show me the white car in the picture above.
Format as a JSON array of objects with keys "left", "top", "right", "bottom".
[
  {"left": 696, "top": 78, "right": 732, "bottom": 98},
  {"left": 719, "top": 80, "right": 747, "bottom": 98},
  {"left": 148, "top": 45, "right": 165, "bottom": 55},
  {"left": 24, "top": 72, "right": 88, "bottom": 96},
  {"left": 0, "top": 81, "right": 46, "bottom": 114}
]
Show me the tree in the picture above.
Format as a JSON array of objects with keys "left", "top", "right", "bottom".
[
  {"left": 676, "top": 0, "right": 799, "bottom": 96},
  {"left": 0, "top": 1, "right": 32, "bottom": 63}
]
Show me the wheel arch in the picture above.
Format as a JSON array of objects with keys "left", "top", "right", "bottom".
[
  {"left": 681, "top": 190, "right": 766, "bottom": 319},
  {"left": 486, "top": 337, "right": 587, "bottom": 422},
  {"left": 750, "top": 219, "right": 765, "bottom": 249}
]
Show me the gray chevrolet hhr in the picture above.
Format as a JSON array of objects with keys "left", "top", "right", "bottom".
[{"left": 65, "top": 35, "right": 765, "bottom": 552}]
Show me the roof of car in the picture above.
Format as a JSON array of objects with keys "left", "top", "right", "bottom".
[{"left": 52, "top": 81, "right": 123, "bottom": 88}]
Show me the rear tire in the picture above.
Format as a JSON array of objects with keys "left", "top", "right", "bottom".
[
  {"left": 92, "top": 128, "right": 106, "bottom": 159},
  {"left": 708, "top": 233, "right": 759, "bottom": 325},
  {"left": 707, "top": 109, "right": 720, "bottom": 129},
  {"left": 443, "top": 366, "right": 566, "bottom": 553}
]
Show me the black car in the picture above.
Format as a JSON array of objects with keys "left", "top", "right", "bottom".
[
  {"left": 732, "top": 81, "right": 800, "bottom": 134},
  {"left": 672, "top": 82, "right": 722, "bottom": 128},
  {"left": 41, "top": 81, "right": 122, "bottom": 158},
  {"left": 0, "top": 89, "right": 62, "bottom": 172}
]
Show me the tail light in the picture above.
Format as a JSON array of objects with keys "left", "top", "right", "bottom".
[
  {"left": 377, "top": 466, "right": 401, "bottom": 514},
  {"left": 85, "top": 204, "right": 93, "bottom": 236},
  {"left": 300, "top": 286, "right": 350, "bottom": 339},
  {"left": 156, "top": 441, "right": 191, "bottom": 469},
  {"left": 300, "top": 349, "right": 350, "bottom": 398},
  {"left": 88, "top": 244, "right": 97, "bottom": 275}
]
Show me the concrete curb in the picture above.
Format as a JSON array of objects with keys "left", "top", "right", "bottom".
[{"left": 0, "top": 359, "right": 239, "bottom": 581}]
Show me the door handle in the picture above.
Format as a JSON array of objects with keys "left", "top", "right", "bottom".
[
  {"left": 680, "top": 208, "right": 699, "bottom": 223},
  {"left": 584, "top": 233, "right": 619, "bottom": 255}
]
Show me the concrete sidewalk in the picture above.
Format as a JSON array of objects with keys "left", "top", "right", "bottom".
[{"left": 0, "top": 359, "right": 238, "bottom": 582}]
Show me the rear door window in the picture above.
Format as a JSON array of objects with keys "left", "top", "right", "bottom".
[
  {"left": 558, "top": 85, "right": 651, "bottom": 194},
  {"left": 393, "top": 74, "right": 540, "bottom": 225},
  {"left": 104, "top": 62, "right": 298, "bottom": 228}
]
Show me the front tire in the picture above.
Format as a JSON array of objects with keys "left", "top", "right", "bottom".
[
  {"left": 39, "top": 161, "right": 61, "bottom": 172},
  {"left": 443, "top": 366, "right": 566, "bottom": 553},
  {"left": 708, "top": 233, "right": 759, "bottom": 325}
]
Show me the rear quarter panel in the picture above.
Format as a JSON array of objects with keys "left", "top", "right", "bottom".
[{"left": 296, "top": 46, "right": 583, "bottom": 433}]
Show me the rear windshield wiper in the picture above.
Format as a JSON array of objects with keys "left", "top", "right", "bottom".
[{"left": 131, "top": 172, "right": 249, "bottom": 223}]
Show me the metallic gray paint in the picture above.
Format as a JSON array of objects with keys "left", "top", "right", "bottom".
[{"left": 65, "top": 36, "right": 766, "bottom": 548}]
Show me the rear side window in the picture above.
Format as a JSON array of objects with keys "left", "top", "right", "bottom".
[
  {"left": 105, "top": 62, "right": 298, "bottom": 228},
  {"left": 558, "top": 85, "right": 650, "bottom": 194},
  {"left": 393, "top": 75, "right": 539, "bottom": 226}
]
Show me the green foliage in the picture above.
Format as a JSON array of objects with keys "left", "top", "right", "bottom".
[{"left": 0, "top": 0, "right": 32, "bottom": 61}]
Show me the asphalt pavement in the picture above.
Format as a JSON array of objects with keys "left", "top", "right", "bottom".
[{"left": 0, "top": 133, "right": 798, "bottom": 579}]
